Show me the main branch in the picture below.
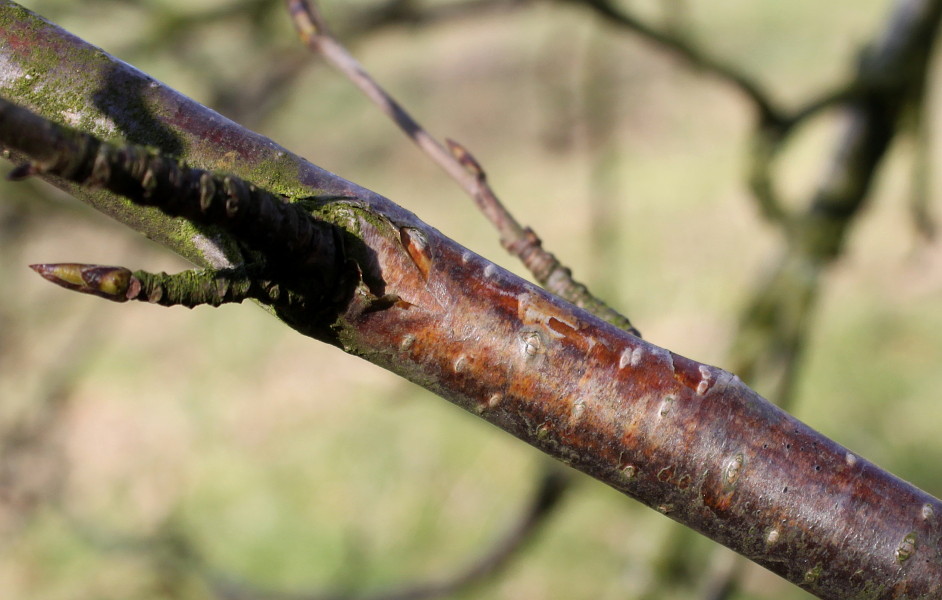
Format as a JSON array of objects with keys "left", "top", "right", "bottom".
[{"left": 1, "top": 2, "right": 940, "bottom": 598}]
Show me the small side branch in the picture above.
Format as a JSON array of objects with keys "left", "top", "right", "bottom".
[
  {"left": 0, "top": 97, "right": 346, "bottom": 308},
  {"left": 285, "top": 0, "right": 640, "bottom": 337},
  {"left": 29, "top": 263, "right": 298, "bottom": 308}
]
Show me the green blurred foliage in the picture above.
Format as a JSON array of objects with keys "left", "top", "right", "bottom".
[{"left": 1, "top": 1, "right": 940, "bottom": 599}]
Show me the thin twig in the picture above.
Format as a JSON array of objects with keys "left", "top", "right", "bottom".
[
  {"left": 218, "top": 1, "right": 529, "bottom": 127},
  {"left": 786, "top": 80, "right": 870, "bottom": 128},
  {"left": 561, "top": 0, "right": 783, "bottom": 125},
  {"left": 60, "top": 466, "right": 571, "bottom": 600},
  {"left": 28, "top": 263, "right": 299, "bottom": 309},
  {"left": 906, "top": 61, "right": 937, "bottom": 242},
  {"left": 744, "top": 75, "right": 893, "bottom": 229},
  {"left": 745, "top": 123, "right": 791, "bottom": 227},
  {"left": 561, "top": 0, "right": 894, "bottom": 232},
  {"left": 346, "top": 0, "right": 529, "bottom": 33},
  {"left": 285, "top": 0, "right": 640, "bottom": 336},
  {"left": 910, "top": 119, "right": 936, "bottom": 242}
]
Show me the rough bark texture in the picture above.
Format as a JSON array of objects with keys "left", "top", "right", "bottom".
[{"left": 1, "top": 2, "right": 941, "bottom": 598}]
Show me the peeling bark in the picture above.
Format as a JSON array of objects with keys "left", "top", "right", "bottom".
[{"left": 2, "top": 2, "right": 941, "bottom": 598}]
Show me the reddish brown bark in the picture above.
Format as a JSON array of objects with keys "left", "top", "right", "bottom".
[
  {"left": 1, "top": 2, "right": 941, "bottom": 598},
  {"left": 334, "top": 210, "right": 942, "bottom": 600}
]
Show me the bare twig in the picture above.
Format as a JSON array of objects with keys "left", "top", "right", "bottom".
[
  {"left": 129, "top": 1, "right": 528, "bottom": 130},
  {"left": 745, "top": 123, "right": 791, "bottom": 227},
  {"left": 559, "top": 0, "right": 898, "bottom": 233},
  {"left": 61, "top": 466, "right": 571, "bottom": 600},
  {"left": 906, "top": 68, "right": 937, "bottom": 242},
  {"left": 28, "top": 262, "right": 299, "bottom": 308},
  {"left": 559, "top": 0, "right": 783, "bottom": 125},
  {"left": 285, "top": 0, "right": 640, "bottom": 336},
  {"left": 744, "top": 75, "right": 899, "bottom": 230},
  {"left": 345, "top": 0, "right": 530, "bottom": 33},
  {"left": 786, "top": 80, "right": 870, "bottom": 128}
]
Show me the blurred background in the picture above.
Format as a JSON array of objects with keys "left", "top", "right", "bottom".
[{"left": 1, "top": 0, "right": 941, "bottom": 598}]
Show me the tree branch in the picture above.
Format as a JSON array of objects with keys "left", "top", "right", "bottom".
[{"left": 2, "top": 3, "right": 942, "bottom": 598}]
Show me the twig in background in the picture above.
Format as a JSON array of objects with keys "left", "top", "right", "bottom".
[
  {"left": 744, "top": 123, "right": 791, "bottom": 227},
  {"left": 217, "top": 1, "right": 530, "bottom": 128},
  {"left": 906, "top": 66, "right": 937, "bottom": 242},
  {"left": 561, "top": 0, "right": 782, "bottom": 125},
  {"left": 910, "top": 119, "right": 936, "bottom": 242},
  {"left": 347, "top": 0, "right": 529, "bottom": 33},
  {"left": 562, "top": 0, "right": 909, "bottom": 235},
  {"left": 285, "top": 0, "right": 640, "bottom": 337},
  {"left": 59, "top": 466, "right": 571, "bottom": 600},
  {"left": 743, "top": 75, "right": 895, "bottom": 232},
  {"left": 124, "top": 1, "right": 526, "bottom": 130}
]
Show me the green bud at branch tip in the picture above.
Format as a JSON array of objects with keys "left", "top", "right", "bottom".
[{"left": 29, "top": 263, "right": 134, "bottom": 302}]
